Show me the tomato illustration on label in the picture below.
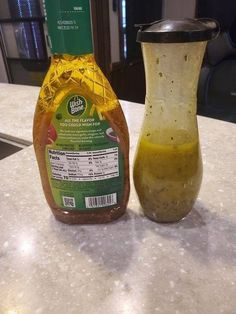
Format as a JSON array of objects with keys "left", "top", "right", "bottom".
[{"left": 47, "top": 124, "right": 57, "bottom": 145}]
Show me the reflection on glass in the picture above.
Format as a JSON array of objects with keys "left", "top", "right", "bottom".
[
  {"left": 31, "top": 21, "right": 45, "bottom": 59},
  {"left": 15, "top": 22, "right": 33, "bottom": 59},
  {"left": 121, "top": 0, "right": 127, "bottom": 59},
  {"left": 9, "top": 0, "right": 42, "bottom": 18},
  {"left": 0, "top": 0, "right": 46, "bottom": 60},
  {"left": 1, "top": 24, "right": 20, "bottom": 58},
  {"left": 1, "top": 21, "right": 46, "bottom": 60}
]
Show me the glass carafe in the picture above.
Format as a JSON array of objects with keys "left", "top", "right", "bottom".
[{"left": 133, "top": 19, "right": 219, "bottom": 223}]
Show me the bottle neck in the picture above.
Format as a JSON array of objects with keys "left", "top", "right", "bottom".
[
  {"left": 44, "top": 0, "right": 93, "bottom": 56},
  {"left": 141, "top": 42, "right": 207, "bottom": 135},
  {"left": 51, "top": 53, "right": 95, "bottom": 64},
  {"left": 142, "top": 42, "right": 207, "bottom": 103}
]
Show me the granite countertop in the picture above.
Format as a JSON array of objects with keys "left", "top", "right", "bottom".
[
  {"left": 0, "top": 84, "right": 236, "bottom": 314},
  {"left": 0, "top": 83, "right": 39, "bottom": 145}
]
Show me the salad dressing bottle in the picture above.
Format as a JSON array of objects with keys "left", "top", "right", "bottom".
[
  {"left": 33, "top": 0, "right": 130, "bottom": 224},
  {"left": 134, "top": 19, "right": 219, "bottom": 223}
]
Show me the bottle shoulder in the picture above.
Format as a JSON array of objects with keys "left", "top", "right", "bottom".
[{"left": 37, "top": 55, "right": 118, "bottom": 113}]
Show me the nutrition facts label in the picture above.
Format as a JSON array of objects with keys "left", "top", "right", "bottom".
[{"left": 48, "top": 148, "right": 119, "bottom": 182}]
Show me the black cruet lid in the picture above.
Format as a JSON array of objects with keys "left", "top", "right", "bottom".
[{"left": 137, "top": 18, "right": 220, "bottom": 43}]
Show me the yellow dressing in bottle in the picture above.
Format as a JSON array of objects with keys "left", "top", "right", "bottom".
[{"left": 134, "top": 129, "right": 202, "bottom": 222}]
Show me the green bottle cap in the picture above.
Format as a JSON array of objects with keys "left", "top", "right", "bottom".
[{"left": 44, "top": 0, "right": 93, "bottom": 55}]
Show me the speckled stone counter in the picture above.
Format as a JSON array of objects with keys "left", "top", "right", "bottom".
[
  {"left": 0, "top": 84, "right": 236, "bottom": 314},
  {"left": 0, "top": 83, "right": 40, "bottom": 144}
]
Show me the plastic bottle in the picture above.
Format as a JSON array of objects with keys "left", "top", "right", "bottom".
[{"left": 33, "top": 0, "right": 130, "bottom": 224}]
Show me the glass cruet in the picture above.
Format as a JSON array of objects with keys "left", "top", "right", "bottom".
[{"left": 133, "top": 19, "right": 219, "bottom": 223}]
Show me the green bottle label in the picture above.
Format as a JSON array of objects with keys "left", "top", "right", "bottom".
[
  {"left": 45, "top": 93, "right": 125, "bottom": 211},
  {"left": 44, "top": 0, "right": 93, "bottom": 55}
]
